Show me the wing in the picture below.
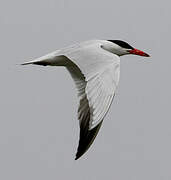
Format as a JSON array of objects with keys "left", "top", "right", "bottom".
[
  {"left": 67, "top": 65, "right": 102, "bottom": 160},
  {"left": 65, "top": 42, "right": 120, "bottom": 159},
  {"left": 22, "top": 40, "right": 120, "bottom": 160}
]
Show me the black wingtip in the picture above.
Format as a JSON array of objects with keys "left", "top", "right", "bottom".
[
  {"left": 75, "top": 120, "right": 103, "bottom": 160},
  {"left": 75, "top": 156, "right": 79, "bottom": 160},
  {"left": 75, "top": 149, "right": 86, "bottom": 160}
]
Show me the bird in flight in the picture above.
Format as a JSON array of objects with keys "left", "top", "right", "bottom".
[{"left": 22, "top": 40, "right": 150, "bottom": 160}]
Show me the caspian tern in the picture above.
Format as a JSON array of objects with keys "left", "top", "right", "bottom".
[{"left": 22, "top": 40, "right": 150, "bottom": 160}]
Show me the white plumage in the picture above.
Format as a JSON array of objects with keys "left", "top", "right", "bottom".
[{"left": 22, "top": 39, "right": 149, "bottom": 160}]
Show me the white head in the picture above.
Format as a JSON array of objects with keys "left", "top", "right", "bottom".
[{"left": 102, "top": 40, "right": 150, "bottom": 57}]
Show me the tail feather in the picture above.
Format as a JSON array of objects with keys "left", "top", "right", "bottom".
[
  {"left": 21, "top": 61, "right": 48, "bottom": 66},
  {"left": 21, "top": 52, "right": 58, "bottom": 66},
  {"left": 21, "top": 61, "right": 39, "bottom": 65},
  {"left": 21, "top": 53, "right": 70, "bottom": 67}
]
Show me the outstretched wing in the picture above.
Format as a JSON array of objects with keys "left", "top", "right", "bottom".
[
  {"left": 21, "top": 40, "right": 120, "bottom": 160},
  {"left": 65, "top": 42, "right": 120, "bottom": 159},
  {"left": 67, "top": 65, "right": 103, "bottom": 160}
]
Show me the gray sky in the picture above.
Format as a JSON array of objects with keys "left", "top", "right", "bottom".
[{"left": 0, "top": 0, "right": 171, "bottom": 179}]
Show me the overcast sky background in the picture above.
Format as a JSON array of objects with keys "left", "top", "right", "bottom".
[{"left": 0, "top": 0, "right": 171, "bottom": 179}]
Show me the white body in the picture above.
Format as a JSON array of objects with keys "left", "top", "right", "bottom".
[{"left": 22, "top": 40, "right": 121, "bottom": 159}]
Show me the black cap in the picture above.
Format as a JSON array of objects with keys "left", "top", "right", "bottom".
[{"left": 108, "top": 40, "right": 134, "bottom": 49}]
